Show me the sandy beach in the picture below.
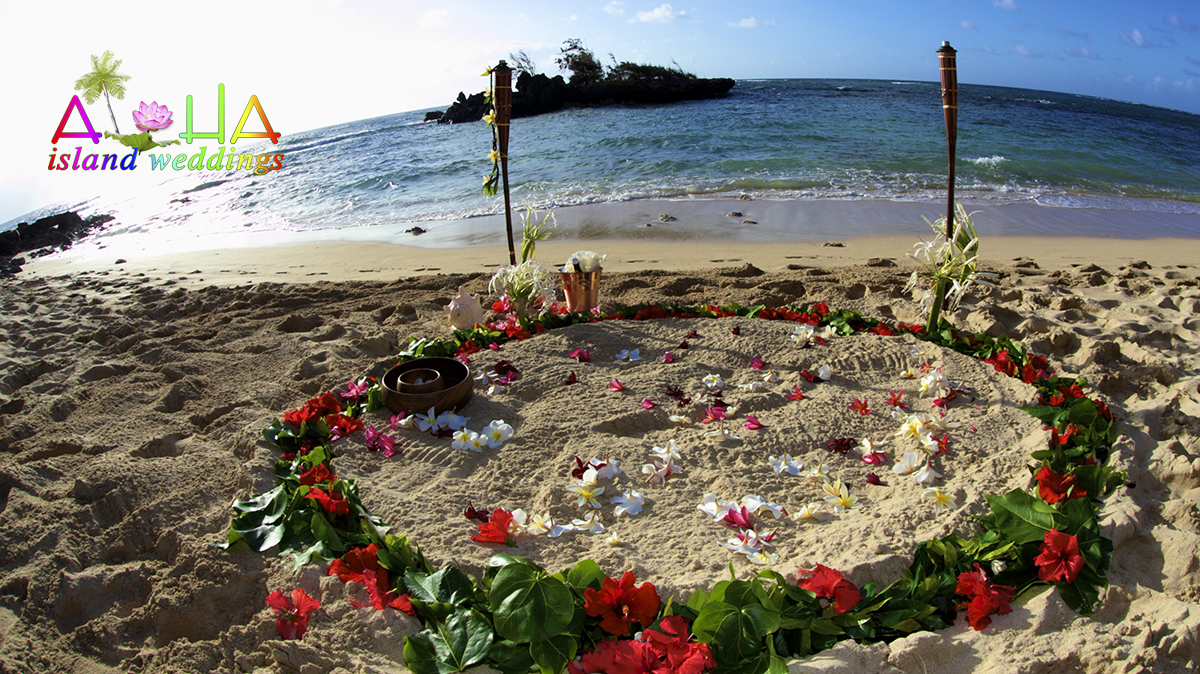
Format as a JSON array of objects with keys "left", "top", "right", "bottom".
[{"left": 3, "top": 214, "right": 1200, "bottom": 673}]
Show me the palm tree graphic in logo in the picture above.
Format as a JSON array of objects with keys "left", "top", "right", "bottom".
[{"left": 73, "top": 51, "right": 130, "bottom": 135}]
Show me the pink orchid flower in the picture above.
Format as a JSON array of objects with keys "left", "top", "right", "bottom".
[
  {"left": 341, "top": 379, "right": 370, "bottom": 400},
  {"left": 677, "top": 340, "right": 690, "bottom": 349},
  {"left": 731, "top": 325, "right": 741, "bottom": 335},
  {"left": 860, "top": 452, "right": 886, "bottom": 465},
  {"left": 721, "top": 506, "right": 755, "bottom": 529}
]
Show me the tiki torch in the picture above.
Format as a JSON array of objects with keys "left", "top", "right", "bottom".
[
  {"left": 937, "top": 41, "right": 958, "bottom": 239},
  {"left": 493, "top": 60, "right": 516, "bottom": 265}
]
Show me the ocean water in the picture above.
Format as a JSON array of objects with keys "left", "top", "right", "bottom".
[{"left": 8, "top": 79, "right": 1200, "bottom": 243}]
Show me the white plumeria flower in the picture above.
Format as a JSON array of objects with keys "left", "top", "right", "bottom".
[
  {"left": 857, "top": 437, "right": 887, "bottom": 456},
  {"left": 818, "top": 325, "right": 838, "bottom": 340},
  {"left": 792, "top": 503, "right": 821, "bottom": 522},
  {"left": 611, "top": 490, "right": 645, "bottom": 517},
  {"left": 704, "top": 427, "right": 741, "bottom": 443},
  {"left": 919, "top": 433, "right": 941, "bottom": 455},
  {"left": 893, "top": 451, "right": 923, "bottom": 475},
  {"left": 668, "top": 414, "right": 693, "bottom": 426},
  {"left": 911, "top": 345, "right": 929, "bottom": 361},
  {"left": 719, "top": 531, "right": 765, "bottom": 555},
  {"left": 891, "top": 407, "right": 908, "bottom": 422},
  {"left": 899, "top": 367, "right": 917, "bottom": 379},
  {"left": 451, "top": 429, "right": 478, "bottom": 451},
  {"left": 697, "top": 493, "right": 738, "bottom": 521},
  {"left": 649, "top": 439, "right": 681, "bottom": 463},
  {"left": 437, "top": 411, "right": 469, "bottom": 431},
  {"left": 415, "top": 407, "right": 441, "bottom": 432},
  {"left": 741, "top": 495, "right": 786, "bottom": 519},
  {"left": 392, "top": 415, "right": 416, "bottom": 431},
  {"left": 486, "top": 382, "right": 508, "bottom": 395},
  {"left": 606, "top": 532, "right": 622, "bottom": 546},
  {"left": 816, "top": 364, "right": 833, "bottom": 381},
  {"left": 895, "top": 413, "right": 931, "bottom": 442},
  {"left": 594, "top": 458, "right": 622, "bottom": 480},
  {"left": 615, "top": 348, "right": 641, "bottom": 361},
  {"left": 473, "top": 370, "right": 489, "bottom": 386},
  {"left": 914, "top": 463, "right": 942, "bottom": 485},
  {"left": 641, "top": 460, "right": 673, "bottom": 484},
  {"left": 510, "top": 508, "right": 528, "bottom": 530},
  {"left": 566, "top": 482, "right": 605, "bottom": 508},
  {"left": 807, "top": 464, "right": 831, "bottom": 483},
  {"left": 926, "top": 412, "right": 962, "bottom": 433},
  {"left": 702, "top": 373, "right": 724, "bottom": 389},
  {"left": 790, "top": 324, "right": 815, "bottom": 345},
  {"left": 922, "top": 487, "right": 957, "bottom": 514},
  {"left": 991, "top": 560, "right": 1007, "bottom": 575},
  {"left": 482, "top": 420, "right": 514, "bottom": 448},
  {"left": 746, "top": 550, "right": 779, "bottom": 566},
  {"left": 762, "top": 370, "right": 779, "bottom": 384},
  {"left": 822, "top": 480, "right": 861, "bottom": 512},
  {"left": 575, "top": 467, "right": 601, "bottom": 488},
  {"left": 919, "top": 373, "right": 951, "bottom": 399},
  {"left": 737, "top": 381, "right": 766, "bottom": 392},
  {"left": 571, "top": 510, "right": 606, "bottom": 534},
  {"left": 769, "top": 453, "right": 804, "bottom": 476},
  {"left": 525, "top": 512, "right": 570, "bottom": 538}
]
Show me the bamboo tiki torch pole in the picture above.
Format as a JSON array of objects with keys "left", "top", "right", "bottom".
[
  {"left": 937, "top": 41, "right": 958, "bottom": 239},
  {"left": 494, "top": 60, "right": 516, "bottom": 265},
  {"left": 926, "top": 41, "right": 958, "bottom": 332}
]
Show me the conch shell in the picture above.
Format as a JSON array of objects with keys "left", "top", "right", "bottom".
[{"left": 444, "top": 286, "right": 486, "bottom": 330}]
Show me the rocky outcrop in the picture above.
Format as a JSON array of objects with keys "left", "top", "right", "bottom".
[
  {"left": 434, "top": 73, "right": 735, "bottom": 124},
  {"left": 0, "top": 211, "right": 114, "bottom": 276}
]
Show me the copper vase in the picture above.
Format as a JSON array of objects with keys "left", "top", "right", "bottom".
[{"left": 560, "top": 269, "right": 602, "bottom": 313}]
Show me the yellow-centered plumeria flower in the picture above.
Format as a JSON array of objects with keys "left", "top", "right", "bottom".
[
  {"left": 483, "top": 110, "right": 496, "bottom": 126},
  {"left": 822, "top": 480, "right": 860, "bottom": 512},
  {"left": 487, "top": 149, "right": 500, "bottom": 164},
  {"left": 566, "top": 482, "right": 605, "bottom": 508},
  {"left": 899, "top": 367, "right": 917, "bottom": 379},
  {"left": 792, "top": 503, "right": 821, "bottom": 522},
  {"left": 806, "top": 463, "right": 830, "bottom": 484},
  {"left": 606, "top": 532, "right": 622, "bottom": 546},
  {"left": 922, "top": 487, "right": 957, "bottom": 514},
  {"left": 895, "top": 413, "right": 931, "bottom": 441}
]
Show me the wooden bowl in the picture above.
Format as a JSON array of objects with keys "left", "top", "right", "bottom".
[
  {"left": 398, "top": 368, "right": 444, "bottom": 394},
  {"left": 382, "top": 358, "right": 473, "bottom": 415}
]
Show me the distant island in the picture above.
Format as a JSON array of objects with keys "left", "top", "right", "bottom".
[{"left": 428, "top": 40, "right": 735, "bottom": 124}]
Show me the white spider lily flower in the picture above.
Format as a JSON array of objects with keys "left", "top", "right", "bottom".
[
  {"left": 571, "top": 510, "right": 606, "bottom": 534},
  {"left": 566, "top": 482, "right": 605, "bottom": 508},
  {"left": 822, "top": 480, "right": 861, "bottom": 512},
  {"left": 893, "top": 451, "right": 923, "bottom": 475},
  {"left": 914, "top": 463, "right": 942, "bottom": 485},
  {"left": 769, "top": 453, "right": 804, "bottom": 476},
  {"left": 611, "top": 489, "right": 645, "bottom": 517},
  {"left": 792, "top": 503, "right": 821, "bottom": 522},
  {"left": 922, "top": 487, "right": 957, "bottom": 514}
]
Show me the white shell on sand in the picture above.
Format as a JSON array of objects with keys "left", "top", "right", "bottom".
[{"left": 443, "top": 286, "right": 486, "bottom": 330}]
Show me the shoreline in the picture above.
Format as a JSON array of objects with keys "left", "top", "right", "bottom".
[{"left": 20, "top": 233, "right": 1200, "bottom": 288}]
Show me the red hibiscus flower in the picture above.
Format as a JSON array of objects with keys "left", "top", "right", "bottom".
[
  {"left": 471, "top": 508, "right": 518, "bottom": 546},
  {"left": 266, "top": 588, "right": 320, "bottom": 640},
  {"left": 1034, "top": 530, "right": 1085, "bottom": 584},
  {"left": 1034, "top": 466, "right": 1087, "bottom": 504},
  {"left": 283, "top": 392, "right": 343, "bottom": 427},
  {"left": 298, "top": 463, "right": 333, "bottom": 486},
  {"left": 796, "top": 564, "right": 861, "bottom": 614},
  {"left": 955, "top": 563, "right": 1015, "bottom": 630},
  {"left": 305, "top": 486, "right": 350, "bottom": 517},
  {"left": 643, "top": 615, "right": 717, "bottom": 674},
  {"left": 326, "top": 413, "right": 365, "bottom": 441},
  {"left": 584, "top": 571, "right": 662, "bottom": 636},
  {"left": 868, "top": 322, "right": 894, "bottom": 336}
]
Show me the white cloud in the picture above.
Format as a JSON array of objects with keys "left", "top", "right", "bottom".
[
  {"left": 979, "top": 46, "right": 1000, "bottom": 55},
  {"left": 729, "top": 17, "right": 773, "bottom": 29},
  {"left": 1120, "top": 28, "right": 1148, "bottom": 47},
  {"left": 1012, "top": 44, "right": 1040, "bottom": 57},
  {"left": 634, "top": 3, "right": 685, "bottom": 23},
  {"left": 1065, "top": 46, "right": 1102, "bottom": 60},
  {"left": 993, "top": 0, "right": 1018, "bottom": 10},
  {"left": 604, "top": 1, "right": 625, "bottom": 15},
  {"left": 565, "top": 14, "right": 578, "bottom": 21},
  {"left": 417, "top": 8, "right": 450, "bottom": 30},
  {"left": 960, "top": 20, "right": 978, "bottom": 31}
]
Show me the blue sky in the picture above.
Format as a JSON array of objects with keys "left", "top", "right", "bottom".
[{"left": 2, "top": 0, "right": 1197, "bottom": 224}]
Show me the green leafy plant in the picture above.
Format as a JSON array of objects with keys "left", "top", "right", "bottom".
[{"left": 520, "top": 206, "right": 557, "bottom": 263}]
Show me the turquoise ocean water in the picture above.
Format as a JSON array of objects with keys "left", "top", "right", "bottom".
[{"left": 7, "top": 79, "right": 1200, "bottom": 241}]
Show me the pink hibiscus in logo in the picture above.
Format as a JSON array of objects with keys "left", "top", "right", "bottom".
[{"left": 132, "top": 101, "right": 173, "bottom": 131}]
